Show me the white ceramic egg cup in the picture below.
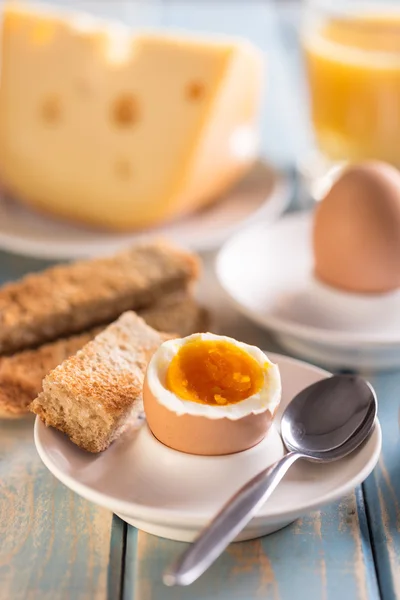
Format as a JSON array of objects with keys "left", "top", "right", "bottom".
[
  {"left": 216, "top": 211, "right": 400, "bottom": 371},
  {"left": 34, "top": 352, "right": 381, "bottom": 542}
]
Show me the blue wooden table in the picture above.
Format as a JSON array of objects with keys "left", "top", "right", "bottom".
[{"left": 0, "top": 2, "right": 399, "bottom": 599}]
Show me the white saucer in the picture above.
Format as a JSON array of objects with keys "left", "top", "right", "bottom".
[
  {"left": 0, "top": 160, "right": 290, "bottom": 259},
  {"left": 216, "top": 211, "right": 400, "bottom": 370},
  {"left": 34, "top": 352, "right": 381, "bottom": 542}
]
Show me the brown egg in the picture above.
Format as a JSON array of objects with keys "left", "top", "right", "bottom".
[
  {"left": 313, "top": 161, "right": 400, "bottom": 294},
  {"left": 142, "top": 333, "right": 282, "bottom": 456}
]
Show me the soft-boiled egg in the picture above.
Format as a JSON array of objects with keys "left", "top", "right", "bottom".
[
  {"left": 143, "top": 332, "right": 281, "bottom": 455},
  {"left": 313, "top": 161, "right": 400, "bottom": 294}
]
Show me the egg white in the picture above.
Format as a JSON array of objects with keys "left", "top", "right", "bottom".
[{"left": 146, "top": 332, "right": 281, "bottom": 420}]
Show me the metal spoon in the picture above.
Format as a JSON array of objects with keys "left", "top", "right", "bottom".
[{"left": 164, "top": 374, "right": 377, "bottom": 587}]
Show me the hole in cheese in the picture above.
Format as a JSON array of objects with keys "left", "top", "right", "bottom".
[
  {"left": 112, "top": 94, "right": 138, "bottom": 127},
  {"left": 186, "top": 81, "right": 205, "bottom": 101},
  {"left": 41, "top": 95, "right": 61, "bottom": 123},
  {"left": 166, "top": 339, "right": 265, "bottom": 406}
]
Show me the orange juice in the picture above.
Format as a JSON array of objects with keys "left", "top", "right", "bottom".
[{"left": 304, "top": 14, "right": 400, "bottom": 166}]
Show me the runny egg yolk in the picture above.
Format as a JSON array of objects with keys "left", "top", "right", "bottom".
[{"left": 165, "top": 339, "right": 265, "bottom": 406}]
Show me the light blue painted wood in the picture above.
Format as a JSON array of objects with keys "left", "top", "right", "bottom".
[
  {"left": 32, "top": 0, "right": 166, "bottom": 29},
  {"left": 124, "top": 527, "right": 139, "bottom": 600},
  {"left": 0, "top": 419, "right": 117, "bottom": 600},
  {"left": 362, "top": 371, "right": 400, "bottom": 600},
  {"left": 123, "top": 493, "right": 380, "bottom": 600},
  {"left": 108, "top": 517, "right": 127, "bottom": 600},
  {"left": 0, "top": 251, "right": 57, "bottom": 283}
]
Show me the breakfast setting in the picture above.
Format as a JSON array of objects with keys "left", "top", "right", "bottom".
[{"left": 0, "top": 1, "right": 398, "bottom": 599}]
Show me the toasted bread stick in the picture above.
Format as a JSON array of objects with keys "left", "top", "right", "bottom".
[
  {"left": 30, "top": 312, "right": 168, "bottom": 452},
  {"left": 139, "top": 291, "right": 209, "bottom": 337},
  {"left": 0, "top": 239, "right": 199, "bottom": 354},
  {"left": 0, "top": 327, "right": 103, "bottom": 419},
  {"left": 0, "top": 292, "right": 208, "bottom": 418}
]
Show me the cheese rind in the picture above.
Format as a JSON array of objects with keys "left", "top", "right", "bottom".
[{"left": 0, "top": 3, "right": 263, "bottom": 230}]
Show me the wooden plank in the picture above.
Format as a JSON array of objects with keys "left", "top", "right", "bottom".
[
  {"left": 123, "top": 491, "right": 379, "bottom": 600},
  {"left": 35, "top": 0, "right": 166, "bottom": 26},
  {"left": 0, "top": 418, "right": 116, "bottom": 600},
  {"left": 108, "top": 517, "right": 127, "bottom": 600},
  {"left": 362, "top": 370, "right": 400, "bottom": 600}
]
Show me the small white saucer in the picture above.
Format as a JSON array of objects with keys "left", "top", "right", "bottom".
[
  {"left": 0, "top": 160, "right": 290, "bottom": 259},
  {"left": 34, "top": 353, "right": 381, "bottom": 542},
  {"left": 216, "top": 211, "right": 400, "bottom": 370}
]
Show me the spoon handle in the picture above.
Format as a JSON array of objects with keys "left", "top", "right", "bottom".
[{"left": 163, "top": 451, "right": 302, "bottom": 587}]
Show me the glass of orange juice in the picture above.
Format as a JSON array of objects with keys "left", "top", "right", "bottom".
[{"left": 300, "top": 0, "right": 400, "bottom": 195}]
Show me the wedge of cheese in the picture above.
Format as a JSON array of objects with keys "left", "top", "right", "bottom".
[{"left": 0, "top": 2, "right": 263, "bottom": 231}]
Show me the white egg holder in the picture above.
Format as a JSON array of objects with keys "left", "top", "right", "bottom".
[
  {"left": 309, "top": 277, "right": 400, "bottom": 327},
  {"left": 216, "top": 211, "right": 400, "bottom": 371}
]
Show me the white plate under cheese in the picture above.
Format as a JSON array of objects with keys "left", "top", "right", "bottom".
[{"left": 0, "top": 158, "right": 290, "bottom": 258}]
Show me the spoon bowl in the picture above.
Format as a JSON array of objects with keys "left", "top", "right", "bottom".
[
  {"left": 282, "top": 374, "right": 377, "bottom": 459},
  {"left": 164, "top": 373, "right": 377, "bottom": 587}
]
